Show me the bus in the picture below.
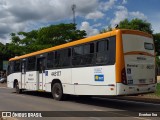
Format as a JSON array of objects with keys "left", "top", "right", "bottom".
[{"left": 7, "top": 29, "right": 156, "bottom": 100}]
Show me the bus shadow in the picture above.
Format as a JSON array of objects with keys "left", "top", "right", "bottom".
[
  {"left": 69, "top": 96, "right": 160, "bottom": 111},
  {"left": 13, "top": 91, "right": 53, "bottom": 98},
  {"left": 12, "top": 91, "right": 160, "bottom": 112}
]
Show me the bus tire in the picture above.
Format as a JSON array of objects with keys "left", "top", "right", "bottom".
[
  {"left": 52, "top": 83, "right": 64, "bottom": 101},
  {"left": 15, "top": 82, "right": 22, "bottom": 94}
]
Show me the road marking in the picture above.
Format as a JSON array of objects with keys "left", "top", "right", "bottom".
[
  {"left": 93, "top": 108, "right": 103, "bottom": 111},
  {"left": 133, "top": 117, "right": 151, "bottom": 120},
  {"left": 90, "top": 117, "right": 101, "bottom": 120}
]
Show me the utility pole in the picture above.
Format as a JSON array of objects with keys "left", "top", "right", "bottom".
[{"left": 71, "top": 4, "right": 76, "bottom": 25}]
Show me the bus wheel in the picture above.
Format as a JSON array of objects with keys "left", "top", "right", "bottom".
[
  {"left": 52, "top": 83, "right": 63, "bottom": 101},
  {"left": 15, "top": 82, "right": 22, "bottom": 94}
]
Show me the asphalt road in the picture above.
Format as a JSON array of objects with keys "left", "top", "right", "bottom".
[{"left": 0, "top": 87, "right": 160, "bottom": 120}]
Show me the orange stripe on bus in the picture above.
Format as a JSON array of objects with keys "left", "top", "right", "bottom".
[
  {"left": 121, "top": 29, "right": 153, "bottom": 38},
  {"left": 115, "top": 30, "right": 125, "bottom": 83},
  {"left": 124, "top": 51, "right": 155, "bottom": 57}
]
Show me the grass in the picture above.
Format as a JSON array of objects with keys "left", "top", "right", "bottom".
[
  {"left": 155, "top": 83, "right": 160, "bottom": 96},
  {"left": 142, "top": 83, "right": 160, "bottom": 98}
]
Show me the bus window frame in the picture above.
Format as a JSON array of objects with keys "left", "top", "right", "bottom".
[{"left": 144, "top": 42, "right": 154, "bottom": 50}]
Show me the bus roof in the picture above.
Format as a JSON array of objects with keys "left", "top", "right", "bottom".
[{"left": 9, "top": 29, "right": 152, "bottom": 61}]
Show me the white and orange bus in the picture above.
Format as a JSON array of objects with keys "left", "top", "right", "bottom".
[{"left": 7, "top": 29, "right": 156, "bottom": 100}]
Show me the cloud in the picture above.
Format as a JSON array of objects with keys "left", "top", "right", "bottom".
[
  {"left": 75, "top": 0, "right": 99, "bottom": 15},
  {"left": 122, "top": 0, "right": 127, "bottom": 4},
  {"left": 110, "top": 6, "right": 128, "bottom": 27},
  {"left": 110, "top": 6, "right": 147, "bottom": 28},
  {"left": 92, "top": 23, "right": 102, "bottom": 27},
  {"left": 0, "top": 0, "right": 100, "bottom": 43},
  {"left": 129, "top": 11, "right": 147, "bottom": 20},
  {"left": 85, "top": 11, "right": 104, "bottom": 20},
  {"left": 148, "top": 13, "right": 160, "bottom": 33},
  {"left": 7, "top": 0, "right": 72, "bottom": 22},
  {"left": 80, "top": 21, "right": 99, "bottom": 36},
  {"left": 100, "top": 0, "right": 117, "bottom": 11}
]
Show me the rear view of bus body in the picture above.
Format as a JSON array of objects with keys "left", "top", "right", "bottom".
[{"left": 116, "top": 30, "right": 156, "bottom": 95}]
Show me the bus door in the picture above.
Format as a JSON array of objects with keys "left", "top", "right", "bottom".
[
  {"left": 37, "top": 57, "right": 46, "bottom": 90},
  {"left": 21, "top": 60, "right": 26, "bottom": 89}
]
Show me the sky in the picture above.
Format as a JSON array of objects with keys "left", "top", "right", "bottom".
[{"left": 0, "top": 0, "right": 160, "bottom": 44}]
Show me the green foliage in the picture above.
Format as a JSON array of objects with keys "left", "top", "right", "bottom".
[
  {"left": 153, "top": 33, "right": 160, "bottom": 56},
  {"left": 155, "top": 83, "right": 160, "bottom": 96},
  {"left": 37, "top": 23, "right": 84, "bottom": 46},
  {"left": 8, "top": 23, "right": 86, "bottom": 56},
  {"left": 100, "top": 18, "right": 153, "bottom": 34},
  {"left": 118, "top": 18, "right": 153, "bottom": 34},
  {"left": 99, "top": 26, "right": 112, "bottom": 33},
  {"left": 156, "top": 56, "right": 160, "bottom": 67},
  {"left": 0, "top": 43, "right": 14, "bottom": 60}
]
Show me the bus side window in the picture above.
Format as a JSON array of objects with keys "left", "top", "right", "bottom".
[
  {"left": 14, "top": 60, "right": 21, "bottom": 72},
  {"left": 72, "top": 45, "right": 83, "bottom": 66},
  {"left": 7, "top": 65, "right": 10, "bottom": 75},
  {"left": 27, "top": 56, "right": 36, "bottom": 71},
  {"left": 73, "top": 45, "right": 83, "bottom": 56},
  {"left": 37, "top": 57, "right": 46, "bottom": 73},
  {"left": 96, "top": 39, "right": 109, "bottom": 64},
  {"left": 7, "top": 63, "right": 12, "bottom": 75},
  {"left": 47, "top": 52, "right": 54, "bottom": 69},
  {"left": 54, "top": 51, "right": 60, "bottom": 67},
  {"left": 83, "top": 43, "right": 94, "bottom": 65},
  {"left": 7, "top": 62, "right": 14, "bottom": 75},
  {"left": 60, "top": 48, "right": 71, "bottom": 67}
]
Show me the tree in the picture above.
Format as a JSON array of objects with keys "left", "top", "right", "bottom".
[
  {"left": 118, "top": 19, "right": 153, "bottom": 34},
  {"left": 0, "top": 42, "right": 15, "bottom": 67},
  {"left": 37, "top": 23, "right": 86, "bottom": 46},
  {"left": 99, "top": 26, "right": 112, "bottom": 33},
  {"left": 9, "top": 23, "right": 86, "bottom": 55},
  {"left": 100, "top": 18, "right": 153, "bottom": 34},
  {"left": 153, "top": 33, "right": 160, "bottom": 56}
]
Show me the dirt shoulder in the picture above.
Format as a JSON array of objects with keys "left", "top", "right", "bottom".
[{"left": 0, "top": 83, "right": 7, "bottom": 87}]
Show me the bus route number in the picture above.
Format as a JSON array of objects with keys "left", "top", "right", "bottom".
[{"left": 51, "top": 71, "right": 61, "bottom": 76}]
